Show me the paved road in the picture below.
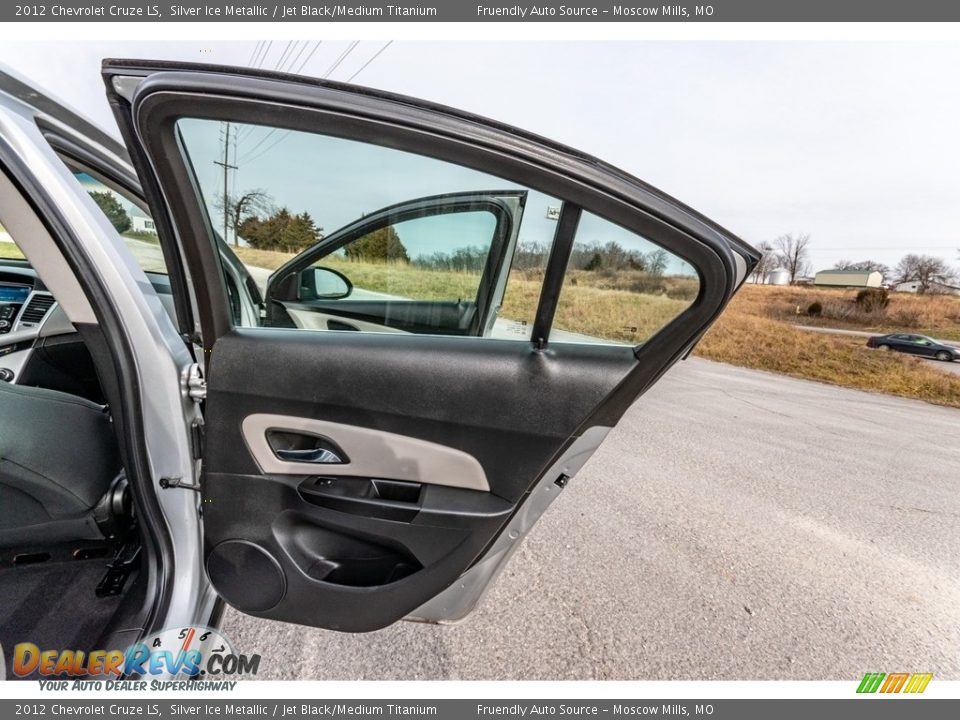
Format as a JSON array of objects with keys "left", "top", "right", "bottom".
[{"left": 221, "top": 358, "right": 960, "bottom": 680}]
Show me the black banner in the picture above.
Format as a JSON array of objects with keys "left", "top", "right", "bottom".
[
  {"left": 0, "top": 699, "right": 956, "bottom": 719},
  {"left": 4, "top": 0, "right": 960, "bottom": 22}
]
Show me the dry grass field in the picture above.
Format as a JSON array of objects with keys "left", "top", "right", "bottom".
[
  {"left": 233, "top": 246, "right": 960, "bottom": 406},
  {"left": 234, "top": 247, "right": 696, "bottom": 345},
  {"left": 698, "top": 285, "right": 960, "bottom": 407},
  {"left": 733, "top": 284, "right": 960, "bottom": 340},
  {"left": 7, "top": 235, "right": 959, "bottom": 407}
]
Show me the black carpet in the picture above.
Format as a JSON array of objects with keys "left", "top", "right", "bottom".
[{"left": 0, "top": 559, "right": 125, "bottom": 679}]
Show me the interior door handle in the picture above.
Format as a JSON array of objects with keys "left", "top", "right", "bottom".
[{"left": 274, "top": 447, "right": 344, "bottom": 464}]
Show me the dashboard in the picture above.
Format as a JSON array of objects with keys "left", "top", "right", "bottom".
[
  {"left": 0, "top": 261, "right": 177, "bottom": 401},
  {"left": 0, "top": 284, "right": 30, "bottom": 304},
  {"left": 0, "top": 265, "right": 75, "bottom": 388},
  {"left": 0, "top": 280, "right": 35, "bottom": 334}
]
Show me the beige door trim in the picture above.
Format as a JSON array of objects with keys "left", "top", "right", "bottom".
[{"left": 241, "top": 413, "right": 490, "bottom": 492}]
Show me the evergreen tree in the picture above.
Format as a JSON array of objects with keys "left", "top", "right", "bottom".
[
  {"left": 89, "top": 191, "right": 131, "bottom": 234},
  {"left": 344, "top": 226, "right": 410, "bottom": 263}
]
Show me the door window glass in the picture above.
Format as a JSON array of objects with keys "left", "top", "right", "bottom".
[
  {"left": 289, "top": 207, "right": 504, "bottom": 335},
  {"left": 69, "top": 170, "right": 168, "bottom": 274},
  {"left": 551, "top": 211, "right": 700, "bottom": 345},
  {"left": 176, "top": 118, "right": 561, "bottom": 339}
]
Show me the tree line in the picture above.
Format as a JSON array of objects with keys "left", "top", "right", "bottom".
[
  {"left": 223, "top": 190, "right": 679, "bottom": 278},
  {"left": 211, "top": 190, "right": 960, "bottom": 295},
  {"left": 413, "top": 239, "right": 673, "bottom": 275},
  {"left": 750, "top": 232, "right": 959, "bottom": 294}
]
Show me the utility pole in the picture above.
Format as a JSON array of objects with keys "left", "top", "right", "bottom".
[{"left": 213, "top": 122, "right": 238, "bottom": 245}]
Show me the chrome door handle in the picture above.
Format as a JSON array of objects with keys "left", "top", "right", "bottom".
[{"left": 274, "top": 447, "right": 344, "bottom": 464}]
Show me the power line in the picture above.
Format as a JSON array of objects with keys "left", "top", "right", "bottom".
[
  {"left": 237, "top": 128, "right": 290, "bottom": 166},
  {"left": 238, "top": 40, "right": 390, "bottom": 168},
  {"left": 237, "top": 40, "right": 321, "bottom": 151},
  {"left": 251, "top": 40, "right": 268, "bottom": 69},
  {"left": 236, "top": 122, "right": 280, "bottom": 163},
  {"left": 237, "top": 39, "right": 283, "bottom": 143},
  {"left": 284, "top": 40, "right": 309, "bottom": 73},
  {"left": 236, "top": 40, "right": 332, "bottom": 165},
  {"left": 346, "top": 41, "right": 393, "bottom": 83},
  {"left": 256, "top": 40, "right": 273, "bottom": 68},
  {"left": 323, "top": 41, "right": 360, "bottom": 78},
  {"left": 292, "top": 40, "right": 323, "bottom": 75},
  {"left": 246, "top": 40, "right": 263, "bottom": 67},
  {"left": 274, "top": 40, "right": 295, "bottom": 71}
]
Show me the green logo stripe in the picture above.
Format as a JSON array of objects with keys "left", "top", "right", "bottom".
[{"left": 857, "top": 672, "right": 885, "bottom": 693}]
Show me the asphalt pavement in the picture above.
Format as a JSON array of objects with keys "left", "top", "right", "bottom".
[{"left": 221, "top": 358, "right": 960, "bottom": 680}]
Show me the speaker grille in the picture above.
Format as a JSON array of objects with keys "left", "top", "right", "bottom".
[{"left": 206, "top": 540, "right": 285, "bottom": 612}]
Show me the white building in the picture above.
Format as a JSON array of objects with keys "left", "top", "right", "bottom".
[
  {"left": 895, "top": 280, "right": 960, "bottom": 295},
  {"left": 750, "top": 267, "right": 790, "bottom": 285},
  {"left": 814, "top": 269, "right": 883, "bottom": 288},
  {"left": 131, "top": 215, "right": 157, "bottom": 234}
]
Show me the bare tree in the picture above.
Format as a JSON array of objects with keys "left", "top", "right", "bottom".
[
  {"left": 646, "top": 249, "right": 669, "bottom": 276},
  {"left": 894, "top": 253, "right": 956, "bottom": 294},
  {"left": 749, "top": 240, "right": 776, "bottom": 283},
  {"left": 833, "top": 259, "right": 890, "bottom": 276},
  {"left": 774, "top": 233, "right": 812, "bottom": 284},
  {"left": 215, "top": 189, "right": 273, "bottom": 246}
]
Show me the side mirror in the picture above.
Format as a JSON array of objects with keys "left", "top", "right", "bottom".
[{"left": 300, "top": 266, "right": 353, "bottom": 300}]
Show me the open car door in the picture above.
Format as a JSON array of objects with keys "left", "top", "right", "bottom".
[{"left": 104, "top": 60, "right": 758, "bottom": 632}]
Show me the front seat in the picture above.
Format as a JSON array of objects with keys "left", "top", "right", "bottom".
[{"left": 0, "top": 380, "right": 122, "bottom": 548}]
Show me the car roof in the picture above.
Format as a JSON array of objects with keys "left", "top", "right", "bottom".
[{"left": 0, "top": 62, "right": 128, "bottom": 162}]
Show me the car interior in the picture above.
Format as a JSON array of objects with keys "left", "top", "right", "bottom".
[{"left": 0, "top": 217, "right": 158, "bottom": 678}]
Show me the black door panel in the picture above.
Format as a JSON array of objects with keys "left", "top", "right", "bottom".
[
  {"left": 205, "top": 329, "right": 637, "bottom": 504},
  {"left": 202, "top": 328, "right": 635, "bottom": 630},
  {"left": 204, "top": 472, "right": 511, "bottom": 629}
]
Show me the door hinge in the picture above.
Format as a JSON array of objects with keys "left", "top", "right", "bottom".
[
  {"left": 159, "top": 476, "right": 202, "bottom": 492},
  {"left": 186, "top": 363, "right": 206, "bottom": 402}
]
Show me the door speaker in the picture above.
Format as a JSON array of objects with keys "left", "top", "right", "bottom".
[{"left": 206, "top": 540, "right": 286, "bottom": 612}]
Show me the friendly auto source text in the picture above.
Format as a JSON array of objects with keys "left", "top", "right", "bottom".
[
  {"left": 476, "top": 5, "right": 712, "bottom": 18},
  {"left": 476, "top": 705, "right": 706, "bottom": 716}
]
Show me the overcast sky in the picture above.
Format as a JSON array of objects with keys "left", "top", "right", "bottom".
[{"left": 3, "top": 40, "right": 959, "bottom": 273}]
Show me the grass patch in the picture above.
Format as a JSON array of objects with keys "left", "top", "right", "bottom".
[
  {"left": 552, "top": 284, "right": 690, "bottom": 343},
  {"left": 324, "top": 257, "right": 482, "bottom": 302},
  {"left": 192, "top": 246, "right": 960, "bottom": 408},
  {"left": 736, "top": 284, "right": 960, "bottom": 340},
  {"left": 121, "top": 231, "right": 161, "bottom": 245},
  {"left": 696, "top": 287, "right": 960, "bottom": 408},
  {"left": 0, "top": 239, "right": 25, "bottom": 261},
  {"left": 231, "top": 246, "right": 691, "bottom": 341},
  {"left": 230, "top": 246, "right": 295, "bottom": 271}
]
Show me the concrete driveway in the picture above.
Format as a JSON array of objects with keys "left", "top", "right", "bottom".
[{"left": 221, "top": 358, "right": 960, "bottom": 680}]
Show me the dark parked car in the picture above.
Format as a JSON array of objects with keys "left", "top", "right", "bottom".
[{"left": 866, "top": 333, "right": 960, "bottom": 361}]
